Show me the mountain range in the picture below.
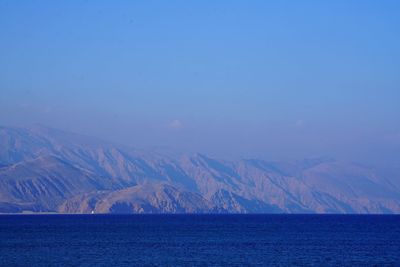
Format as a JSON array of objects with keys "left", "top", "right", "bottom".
[{"left": 0, "top": 125, "right": 399, "bottom": 214}]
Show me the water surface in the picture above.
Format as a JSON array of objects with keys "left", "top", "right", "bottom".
[{"left": 0, "top": 214, "right": 399, "bottom": 266}]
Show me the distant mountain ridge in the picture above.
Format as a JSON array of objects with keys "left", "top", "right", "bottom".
[{"left": 0, "top": 125, "right": 399, "bottom": 214}]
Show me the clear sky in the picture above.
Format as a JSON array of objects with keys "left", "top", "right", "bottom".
[{"left": 1, "top": 1, "right": 399, "bottom": 167}]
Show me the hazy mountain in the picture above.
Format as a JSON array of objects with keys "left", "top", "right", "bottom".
[
  {"left": 59, "top": 183, "right": 217, "bottom": 214},
  {"left": 0, "top": 125, "right": 399, "bottom": 214}
]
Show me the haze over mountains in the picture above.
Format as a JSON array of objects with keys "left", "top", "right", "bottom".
[{"left": 0, "top": 125, "right": 399, "bottom": 214}]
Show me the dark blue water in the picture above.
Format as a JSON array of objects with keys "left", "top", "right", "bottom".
[{"left": 1, "top": 215, "right": 399, "bottom": 266}]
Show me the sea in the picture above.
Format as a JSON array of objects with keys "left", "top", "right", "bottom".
[{"left": 0, "top": 214, "right": 399, "bottom": 266}]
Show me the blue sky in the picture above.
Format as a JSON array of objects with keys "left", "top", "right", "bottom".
[{"left": 0, "top": 1, "right": 399, "bottom": 166}]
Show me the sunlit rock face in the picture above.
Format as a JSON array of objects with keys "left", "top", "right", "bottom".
[{"left": 1, "top": 125, "right": 400, "bottom": 214}]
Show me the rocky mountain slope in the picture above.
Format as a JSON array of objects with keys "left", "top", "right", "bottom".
[{"left": 0, "top": 125, "right": 399, "bottom": 214}]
